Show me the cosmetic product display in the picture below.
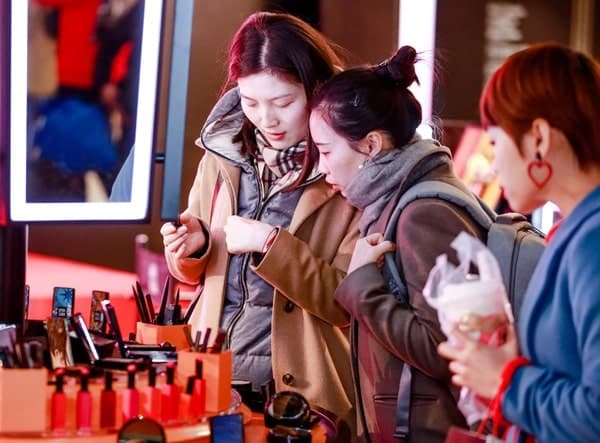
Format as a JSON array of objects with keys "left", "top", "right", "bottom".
[
  {"left": 76, "top": 368, "right": 93, "bottom": 434},
  {"left": 89, "top": 290, "right": 109, "bottom": 333},
  {"left": 100, "top": 371, "right": 116, "bottom": 429},
  {"left": 135, "top": 322, "right": 192, "bottom": 351},
  {"left": 102, "top": 299, "right": 178, "bottom": 362},
  {"left": 188, "top": 359, "right": 206, "bottom": 418},
  {"left": 0, "top": 288, "right": 325, "bottom": 442},
  {"left": 0, "top": 366, "right": 47, "bottom": 434},
  {"left": 177, "top": 329, "right": 232, "bottom": 413},
  {"left": 161, "top": 361, "right": 180, "bottom": 424},
  {"left": 181, "top": 376, "right": 195, "bottom": 422},
  {"left": 121, "top": 364, "right": 140, "bottom": 422},
  {"left": 135, "top": 277, "right": 190, "bottom": 349},
  {"left": 50, "top": 368, "right": 67, "bottom": 434},
  {"left": 143, "top": 366, "right": 162, "bottom": 421}
]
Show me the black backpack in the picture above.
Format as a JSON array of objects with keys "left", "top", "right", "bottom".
[{"left": 381, "top": 180, "right": 546, "bottom": 439}]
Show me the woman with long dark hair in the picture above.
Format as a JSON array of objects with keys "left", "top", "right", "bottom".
[{"left": 160, "top": 12, "right": 359, "bottom": 439}]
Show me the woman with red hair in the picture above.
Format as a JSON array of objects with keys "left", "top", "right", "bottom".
[{"left": 439, "top": 43, "right": 600, "bottom": 442}]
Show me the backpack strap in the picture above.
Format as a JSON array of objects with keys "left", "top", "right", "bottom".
[
  {"left": 382, "top": 180, "right": 497, "bottom": 440},
  {"left": 382, "top": 180, "right": 496, "bottom": 302}
]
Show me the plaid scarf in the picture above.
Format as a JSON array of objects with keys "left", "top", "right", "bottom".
[{"left": 255, "top": 130, "right": 307, "bottom": 196}]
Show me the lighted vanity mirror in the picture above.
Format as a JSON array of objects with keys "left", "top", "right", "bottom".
[{"left": 10, "top": 0, "right": 163, "bottom": 221}]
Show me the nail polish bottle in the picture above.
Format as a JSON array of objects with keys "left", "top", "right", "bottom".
[
  {"left": 190, "top": 359, "right": 206, "bottom": 418},
  {"left": 100, "top": 371, "right": 116, "bottom": 429},
  {"left": 161, "top": 361, "right": 180, "bottom": 424},
  {"left": 50, "top": 368, "right": 67, "bottom": 434},
  {"left": 142, "top": 366, "right": 161, "bottom": 421},
  {"left": 122, "top": 363, "right": 139, "bottom": 422},
  {"left": 76, "top": 368, "right": 92, "bottom": 434}
]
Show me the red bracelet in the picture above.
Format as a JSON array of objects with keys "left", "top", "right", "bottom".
[
  {"left": 261, "top": 228, "right": 279, "bottom": 254},
  {"left": 490, "top": 356, "right": 531, "bottom": 432}
]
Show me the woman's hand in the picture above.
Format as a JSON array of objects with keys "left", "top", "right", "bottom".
[
  {"left": 347, "top": 233, "right": 395, "bottom": 274},
  {"left": 160, "top": 212, "right": 206, "bottom": 259},
  {"left": 438, "top": 324, "right": 520, "bottom": 399},
  {"left": 223, "top": 216, "right": 276, "bottom": 254}
]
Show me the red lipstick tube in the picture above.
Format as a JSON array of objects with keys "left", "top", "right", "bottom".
[
  {"left": 142, "top": 366, "right": 161, "bottom": 421},
  {"left": 100, "top": 371, "right": 116, "bottom": 429},
  {"left": 76, "top": 368, "right": 92, "bottom": 434},
  {"left": 189, "top": 359, "right": 206, "bottom": 418},
  {"left": 161, "top": 361, "right": 180, "bottom": 424},
  {"left": 121, "top": 364, "right": 139, "bottom": 422},
  {"left": 50, "top": 368, "right": 67, "bottom": 434}
]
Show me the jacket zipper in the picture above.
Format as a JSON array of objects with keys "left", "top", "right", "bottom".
[
  {"left": 225, "top": 161, "right": 272, "bottom": 348},
  {"left": 223, "top": 160, "right": 323, "bottom": 348}
]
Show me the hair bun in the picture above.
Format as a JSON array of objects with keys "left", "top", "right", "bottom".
[{"left": 374, "top": 45, "right": 419, "bottom": 88}]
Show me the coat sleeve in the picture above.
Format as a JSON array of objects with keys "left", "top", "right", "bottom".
[
  {"left": 252, "top": 204, "right": 361, "bottom": 328},
  {"left": 502, "top": 227, "right": 600, "bottom": 442},
  {"left": 336, "top": 199, "right": 482, "bottom": 380},
  {"left": 163, "top": 157, "right": 213, "bottom": 285}
]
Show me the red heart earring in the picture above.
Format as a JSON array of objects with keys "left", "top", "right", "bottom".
[{"left": 527, "top": 152, "right": 553, "bottom": 189}]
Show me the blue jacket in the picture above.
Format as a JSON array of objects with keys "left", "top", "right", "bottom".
[{"left": 503, "top": 185, "right": 600, "bottom": 442}]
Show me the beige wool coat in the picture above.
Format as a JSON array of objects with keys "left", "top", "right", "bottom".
[{"left": 165, "top": 149, "right": 361, "bottom": 440}]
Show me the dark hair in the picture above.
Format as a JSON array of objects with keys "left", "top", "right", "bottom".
[
  {"left": 226, "top": 12, "right": 344, "bottom": 187},
  {"left": 480, "top": 42, "right": 600, "bottom": 170},
  {"left": 310, "top": 45, "right": 422, "bottom": 151}
]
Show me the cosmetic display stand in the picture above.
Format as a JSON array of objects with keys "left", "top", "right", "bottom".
[
  {"left": 0, "top": 372, "right": 329, "bottom": 443},
  {"left": 0, "top": 409, "right": 328, "bottom": 443}
]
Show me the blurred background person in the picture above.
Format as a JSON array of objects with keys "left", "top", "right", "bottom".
[{"left": 28, "top": 0, "right": 140, "bottom": 202}]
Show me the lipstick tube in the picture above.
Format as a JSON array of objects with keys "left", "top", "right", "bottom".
[
  {"left": 100, "top": 371, "right": 116, "bottom": 429},
  {"left": 180, "top": 376, "right": 194, "bottom": 422},
  {"left": 161, "top": 361, "right": 180, "bottom": 424},
  {"left": 189, "top": 359, "right": 206, "bottom": 418},
  {"left": 121, "top": 364, "right": 139, "bottom": 422},
  {"left": 142, "top": 366, "right": 161, "bottom": 421},
  {"left": 50, "top": 368, "right": 67, "bottom": 434},
  {"left": 76, "top": 368, "right": 92, "bottom": 434}
]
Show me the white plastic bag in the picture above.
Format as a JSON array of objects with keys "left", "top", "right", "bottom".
[{"left": 423, "top": 232, "right": 513, "bottom": 425}]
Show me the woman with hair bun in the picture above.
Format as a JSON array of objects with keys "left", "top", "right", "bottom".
[{"left": 309, "top": 46, "right": 483, "bottom": 442}]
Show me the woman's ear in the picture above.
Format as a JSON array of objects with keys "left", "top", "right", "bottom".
[
  {"left": 529, "top": 118, "right": 552, "bottom": 158},
  {"left": 363, "top": 131, "right": 388, "bottom": 158}
]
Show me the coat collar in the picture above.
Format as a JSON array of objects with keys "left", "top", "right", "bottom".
[
  {"left": 289, "top": 179, "right": 339, "bottom": 233},
  {"left": 547, "top": 185, "right": 600, "bottom": 249}
]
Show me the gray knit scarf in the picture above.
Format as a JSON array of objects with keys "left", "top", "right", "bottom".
[{"left": 344, "top": 136, "right": 452, "bottom": 235}]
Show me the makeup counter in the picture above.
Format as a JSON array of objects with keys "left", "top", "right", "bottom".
[
  {"left": 0, "top": 361, "right": 330, "bottom": 442},
  {"left": 1, "top": 271, "right": 332, "bottom": 443}
]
